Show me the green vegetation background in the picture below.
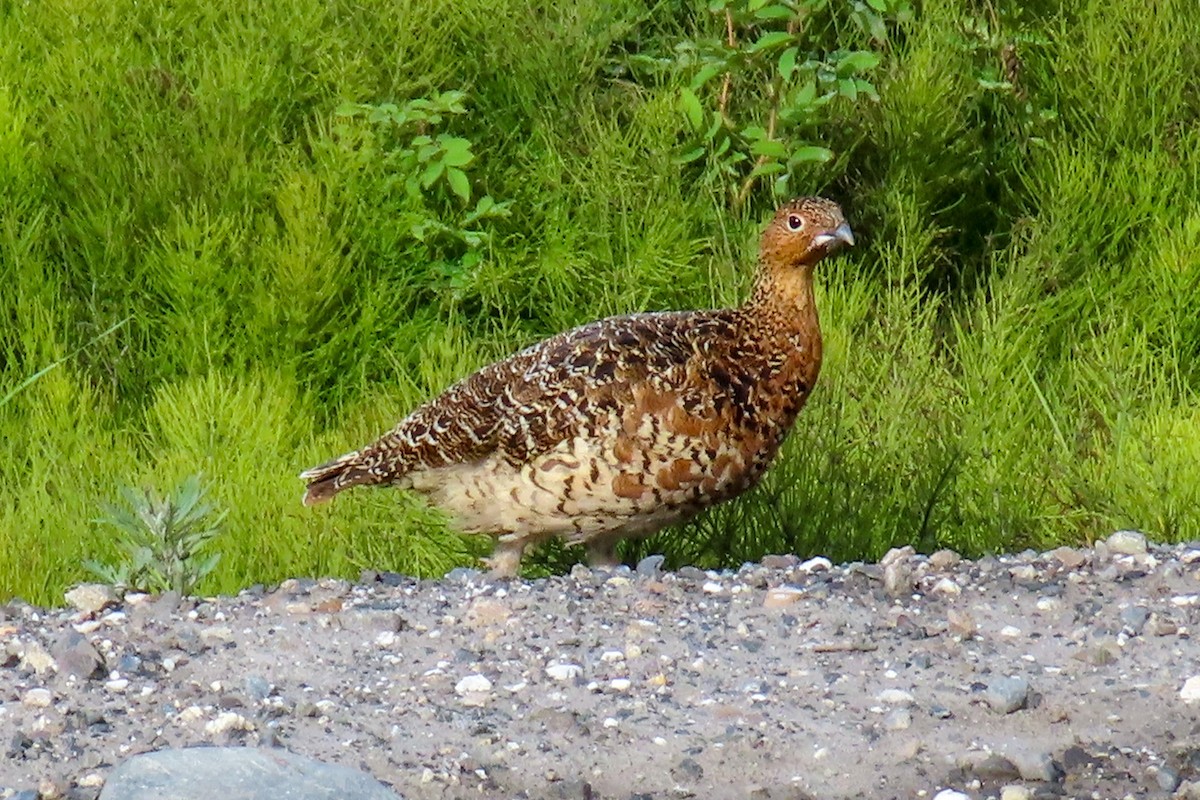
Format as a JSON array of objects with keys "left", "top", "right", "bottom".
[{"left": 2, "top": 0, "right": 1198, "bottom": 603}]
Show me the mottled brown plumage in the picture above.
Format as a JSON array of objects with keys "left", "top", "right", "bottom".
[{"left": 301, "top": 197, "right": 853, "bottom": 576}]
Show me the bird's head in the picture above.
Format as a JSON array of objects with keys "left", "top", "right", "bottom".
[{"left": 759, "top": 196, "right": 854, "bottom": 270}]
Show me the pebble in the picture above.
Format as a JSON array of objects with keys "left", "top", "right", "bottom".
[
  {"left": 64, "top": 584, "right": 117, "bottom": 615},
  {"left": 1107, "top": 530, "right": 1148, "bottom": 555},
  {"left": 933, "top": 790, "right": 970, "bottom": 800},
  {"left": 204, "top": 711, "right": 253, "bottom": 736},
  {"left": 882, "top": 708, "right": 911, "bottom": 731},
  {"left": 636, "top": 555, "right": 665, "bottom": 576},
  {"left": 798, "top": 556, "right": 832, "bottom": 573},
  {"left": 1048, "top": 546, "right": 1086, "bottom": 569},
  {"left": 1008, "top": 747, "right": 1061, "bottom": 782},
  {"left": 1000, "top": 786, "right": 1032, "bottom": 800},
  {"left": 609, "top": 678, "right": 631, "bottom": 692},
  {"left": 929, "top": 549, "right": 962, "bottom": 569},
  {"left": 455, "top": 674, "right": 493, "bottom": 695},
  {"left": 1152, "top": 765, "right": 1181, "bottom": 792},
  {"left": 932, "top": 577, "right": 961, "bottom": 597},
  {"left": 882, "top": 546, "right": 916, "bottom": 596},
  {"left": 984, "top": 676, "right": 1030, "bottom": 713},
  {"left": 50, "top": 631, "right": 105, "bottom": 680},
  {"left": 876, "top": 689, "right": 915, "bottom": 706},
  {"left": 1180, "top": 676, "right": 1200, "bottom": 702},
  {"left": 763, "top": 587, "right": 804, "bottom": 608},
  {"left": 545, "top": 663, "right": 583, "bottom": 682},
  {"left": 22, "top": 687, "right": 53, "bottom": 708}
]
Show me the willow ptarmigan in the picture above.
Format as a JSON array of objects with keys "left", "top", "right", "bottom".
[{"left": 301, "top": 197, "right": 853, "bottom": 576}]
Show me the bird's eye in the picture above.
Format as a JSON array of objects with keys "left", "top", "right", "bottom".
[{"left": 786, "top": 214, "right": 804, "bottom": 231}]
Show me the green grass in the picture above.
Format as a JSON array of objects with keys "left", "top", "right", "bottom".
[{"left": 1, "top": 0, "right": 1198, "bottom": 603}]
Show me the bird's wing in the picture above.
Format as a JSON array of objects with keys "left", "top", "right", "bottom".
[{"left": 302, "top": 310, "right": 732, "bottom": 501}]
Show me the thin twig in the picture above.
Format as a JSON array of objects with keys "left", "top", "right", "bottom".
[{"left": 717, "top": 8, "right": 735, "bottom": 116}]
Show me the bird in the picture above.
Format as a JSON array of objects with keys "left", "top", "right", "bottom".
[{"left": 301, "top": 197, "right": 854, "bottom": 577}]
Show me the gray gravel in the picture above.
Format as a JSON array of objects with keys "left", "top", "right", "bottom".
[{"left": 3, "top": 532, "right": 1200, "bottom": 799}]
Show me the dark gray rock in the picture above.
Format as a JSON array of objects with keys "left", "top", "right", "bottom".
[
  {"left": 98, "top": 746, "right": 402, "bottom": 800},
  {"left": 984, "top": 676, "right": 1030, "bottom": 714},
  {"left": 51, "top": 631, "right": 105, "bottom": 680},
  {"left": 636, "top": 555, "right": 665, "bottom": 577}
]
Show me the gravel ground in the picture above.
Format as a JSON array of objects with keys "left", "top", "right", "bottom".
[{"left": 3, "top": 531, "right": 1200, "bottom": 800}]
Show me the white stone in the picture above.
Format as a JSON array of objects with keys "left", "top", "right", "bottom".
[
  {"left": 375, "top": 631, "right": 397, "bottom": 648},
  {"left": 1000, "top": 787, "right": 1032, "bottom": 800},
  {"left": 764, "top": 587, "right": 804, "bottom": 608},
  {"left": 1107, "top": 530, "right": 1147, "bottom": 555},
  {"left": 22, "top": 688, "right": 52, "bottom": 708},
  {"left": 455, "top": 674, "right": 493, "bottom": 695},
  {"left": 205, "top": 711, "right": 253, "bottom": 736},
  {"left": 932, "top": 577, "right": 961, "bottom": 596},
  {"left": 1000, "top": 625, "right": 1022, "bottom": 637},
  {"left": 876, "top": 689, "right": 915, "bottom": 706},
  {"left": 702, "top": 581, "right": 724, "bottom": 594},
  {"left": 799, "top": 556, "right": 832, "bottom": 573},
  {"left": 104, "top": 678, "right": 130, "bottom": 693},
  {"left": 600, "top": 650, "right": 625, "bottom": 663},
  {"left": 64, "top": 584, "right": 116, "bottom": 615},
  {"left": 609, "top": 678, "right": 632, "bottom": 692},
  {"left": 545, "top": 663, "right": 583, "bottom": 681},
  {"left": 933, "top": 791, "right": 971, "bottom": 800},
  {"left": 1181, "top": 676, "right": 1200, "bottom": 702}
]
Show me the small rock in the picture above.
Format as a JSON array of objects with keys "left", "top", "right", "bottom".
[
  {"left": 932, "top": 577, "right": 961, "bottom": 597},
  {"left": 1152, "top": 765, "right": 1181, "bottom": 793},
  {"left": 20, "top": 640, "right": 57, "bottom": 675},
  {"left": 1107, "top": 530, "right": 1147, "bottom": 555},
  {"left": 1120, "top": 606, "right": 1150, "bottom": 635},
  {"left": 882, "top": 546, "right": 916, "bottom": 596},
  {"left": 876, "top": 689, "right": 915, "bottom": 706},
  {"left": 882, "top": 708, "right": 911, "bottom": 731},
  {"left": 50, "top": 632, "right": 105, "bottom": 680},
  {"left": 636, "top": 555, "right": 665, "bottom": 576},
  {"left": 1008, "top": 747, "right": 1062, "bottom": 782},
  {"left": 1180, "top": 676, "right": 1200, "bottom": 702},
  {"left": 545, "top": 663, "right": 583, "bottom": 682},
  {"left": 609, "top": 678, "right": 631, "bottom": 692},
  {"left": 1048, "top": 546, "right": 1087, "bottom": 569},
  {"left": 455, "top": 674, "right": 493, "bottom": 695},
  {"left": 798, "top": 556, "right": 832, "bottom": 573},
  {"left": 22, "top": 687, "right": 53, "bottom": 708},
  {"left": 970, "top": 753, "right": 1021, "bottom": 781},
  {"left": 1000, "top": 786, "right": 1032, "bottom": 800},
  {"left": 763, "top": 587, "right": 804, "bottom": 608},
  {"left": 97, "top": 746, "right": 400, "bottom": 800},
  {"left": 64, "top": 584, "right": 117, "bottom": 615},
  {"left": 1181, "top": 548, "right": 1200, "bottom": 565},
  {"left": 37, "top": 776, "right": 68, "bottom": 799},
  {"left": 929, "top": 549, "right": 962, "bottom": 569},
  {"left": 984, "top": 676, "right": 1030, "bottom": 713},
  {"left": 933, "top": 790, "right": 970, "bottom": 800},
  {"left": 199, "top": 626, "right": 234, "bottom": 646},
  {"left": 701, "top": 581, "right": 724, "bottom": 594},
  {"left": 204, "top": 712, "right": 253, "bottom": 736}
]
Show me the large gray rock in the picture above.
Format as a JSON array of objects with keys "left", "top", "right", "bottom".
[{"left": 99, "top": 747, "right": 402, "bottom": 800}]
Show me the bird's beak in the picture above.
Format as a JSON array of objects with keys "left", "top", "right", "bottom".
[{"left": 812, "top": 221, "right": 855, "bottom": 250}]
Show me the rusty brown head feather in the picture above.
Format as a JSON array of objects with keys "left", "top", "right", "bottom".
[{"left": 758, "top": 196, "right": 854, "bottom": 271}]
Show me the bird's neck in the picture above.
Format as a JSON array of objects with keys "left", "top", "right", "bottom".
[
  {"left": 743, "top": 264, "right": 821, "bottom": 339},
  {"left": 740, "top": 263, "right": 824, "bottom": 402}
]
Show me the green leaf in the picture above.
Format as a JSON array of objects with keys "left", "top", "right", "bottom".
[
  {"left": 446, "top": 167, "right": 471, "bottom": 202},
  {"left": 789, "top": 145, "right": 834, "bottom": 164},
  {"left": 692, "top": 62, "right": 725, "bottom": 90},
  {"left": 792, "top": 81, "right": 816, "bottom": 107},
  {"left": 421, "top": 160, "right": 446, "bottom": 188},
  {"left": 772, "top": 173, "right": 791, "bottom": 197},
  {"left": 680, "top": 87, "right": 705, "bottom": 131},
  {"left": 748, "top": 160, "right": 786, "bottom": 179},
  {"left": 748, "top": 31, "right": 793, "bottom": 53},
  {"left": 439, "top": 136, "right": 474, "bottom": 167},
  {"left": 855, "top": 78, "right": 880, "bottom": 100},
  {"left": 778, "top": 47, "right": 798, "bottom": 80},
  {"left": 742, "top": 125, "right": 769, "bottom": 141},
  {"left": 839, "top": 77, "right": 858, "bottom": 101},
  {"left": 675, "top": 146, "right": 706, "bottom": 164},
  {"left": 866, "top": 0, "right": 888, "bottom": 10},
  {"left": 837, "top": 51, "right": 881, "bottom": 75},
  {"left": 749, "top": 138, "right": 788, "bottom": 158},
  {"left": 755, "top": 4, "right": 794, "bottom": 20}
]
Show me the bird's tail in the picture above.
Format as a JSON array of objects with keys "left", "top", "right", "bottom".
[{"left": 299, "top": 451, "right": 376, "bottom": 506}]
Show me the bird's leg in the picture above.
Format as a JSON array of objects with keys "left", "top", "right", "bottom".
[
  {"left": 482, "top": 540, "right": 525, "bottom": 579},
  {"left": 585, "top": 537, "right": 621, "bottom": 570}
]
